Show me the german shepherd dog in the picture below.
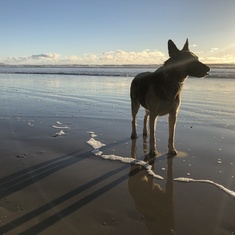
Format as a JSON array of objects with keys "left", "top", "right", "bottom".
[{"left": 130, "top": 39, "right": 210, "bottom": 156}]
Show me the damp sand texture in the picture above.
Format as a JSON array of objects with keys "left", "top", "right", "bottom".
[{"left": 0, "top": 72, "right": 235, "bottom": 235}]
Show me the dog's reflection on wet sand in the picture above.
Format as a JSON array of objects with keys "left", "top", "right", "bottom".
[{"left": 128, "top": 138, "right": 176, "bottom": 235}]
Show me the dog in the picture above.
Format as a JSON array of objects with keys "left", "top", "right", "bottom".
[{"left": 130, "top": 39, "right": 210, "bottom": 156}]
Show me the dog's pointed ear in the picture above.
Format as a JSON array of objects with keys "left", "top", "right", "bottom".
[
  {"left": 168, "top": 40, "right": 180, "bottom": 57},
  {"left": 182, "top": 38, "right": 189, "bottom": 51}
]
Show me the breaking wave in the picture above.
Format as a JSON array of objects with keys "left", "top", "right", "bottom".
[{"left": 0, "top": 64, "right": 235, "bottom": 78}]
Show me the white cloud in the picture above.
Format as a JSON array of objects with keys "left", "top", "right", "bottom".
[
  {"left": 100, "top": 49, "right": 166, "bottom": 64},
  {"left": 0, "top": 49, "right": 167, "bottom": 65},
  {"left": 210, "top": 47, "right": 219, "bottom": 53},
  {"left": 1, "top": 48, "right": 234, "bottom": 65},
  {"left": 203, "top": 54, "right": 235, "bottom": 64},
  {"left": 2, "top": 53, "right": 61, "bottom": 64},
  {"left": 31, "top": 53, "right": 60, "bottom": 60},
  {"left": 201, "top": 47, "right": 235, "bottom": 63},
  {"left": 3, "top": 56, "right": 30, "bottom": 64}
]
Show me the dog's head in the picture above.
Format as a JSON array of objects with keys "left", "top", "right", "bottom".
[{"left": 167, "top": 39, "right": 210, "bottom": 78}]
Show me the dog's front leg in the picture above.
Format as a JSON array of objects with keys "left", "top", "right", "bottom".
[
  {"left": 143, "top": 110, "right": 149, "bottom": 136},
  {"left": 149, "top": 113, "right": 158, "bottom": 156},
  {"left": 168, "top": 112, "right": 177, "bottom": 156}
]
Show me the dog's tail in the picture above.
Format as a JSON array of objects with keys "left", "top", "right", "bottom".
[
  {"left": 130, "top": 72, "right": 149, "bottom": 99},
  {"left": 130, "top": 79, "right": 138, "bottom": 100}
]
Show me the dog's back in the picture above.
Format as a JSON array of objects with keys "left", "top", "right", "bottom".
[{"left": 130, "top": 69, "right": 180, "bottom": 110}]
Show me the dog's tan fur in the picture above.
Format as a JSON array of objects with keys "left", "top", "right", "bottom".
[{"left": 130, "top": 39, "right": 210, "bottom": 156}]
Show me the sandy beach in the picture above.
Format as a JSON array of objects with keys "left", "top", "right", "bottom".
[{"left": 0, "top": 73, "right": 235, "bottom": 235}]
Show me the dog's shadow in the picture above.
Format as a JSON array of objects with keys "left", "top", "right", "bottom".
[{"left": 128, "top": 138, "right": 176, "bottom": 235}]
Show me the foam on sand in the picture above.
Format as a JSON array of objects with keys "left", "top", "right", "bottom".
[
  {"left": 87, "top": 132, "right": 106, "bottom": 156},
  {"left": 87, "top": 132, "right": 163, "bottom": 180},
  {"left": 52, "top": 130, "right": 65, "bottom": 137},
  {"left": 87, "top": 131, "right": 235, "bottom": 199},
  {"left": 52, "top": 125, "right": 70, "bottom": 129},
  {"left": 52, "top": 121, "right": 70, "bottom": 137},
  {"left": 174, "top": 177, "right": 235, "bottom": 199},
  {"left": 87, "top": 137, "right": 106, "bottom": 149}
]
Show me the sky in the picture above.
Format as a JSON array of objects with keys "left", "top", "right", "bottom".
[{"left": 0, "top": 0, "right": 235, "bottom": 65}]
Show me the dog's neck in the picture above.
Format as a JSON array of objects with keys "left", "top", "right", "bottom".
[
  {"left": 157, "top": 61, "right": 188, "bottom": 101},
  {"left": 159, "top": 66, "right": 188, "bottom": 86},
  {"left": 160, "top": 59, "right": 188, "bottom": 85}
]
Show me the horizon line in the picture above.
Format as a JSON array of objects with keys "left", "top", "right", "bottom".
[{"left": 0, "top": 62, "right": 234, "bottom": 67}]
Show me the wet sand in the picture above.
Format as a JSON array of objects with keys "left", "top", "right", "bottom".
[{"left": 0, "top": 74, "right": 235, "bottom": 235}]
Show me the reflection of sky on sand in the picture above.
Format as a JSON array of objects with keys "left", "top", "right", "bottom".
[
  {"left": 87, "top": 131, "right": 176, "bottom": 234},
  {"left": 87, "top": 130, "right": 235, "bottom": 234},
  {"left": 129, "top": 156, "right": 175, "bottom": 235},
  {"left": 87, "top": 131, "right": 235, "bottom": 199},
  {"left": 0, "top": 74, "right": 133, "bottom": 119},
  {"left": 1, "top": 73, "right": 235, "bottom": 234}
]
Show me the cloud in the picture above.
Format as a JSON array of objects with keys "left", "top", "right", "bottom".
[
  {"left": 210, "top": 48, "right": 219, "bottom": 53},
  {"left": 1, "top": 48, "right": 234, "bottom": 65},
  {"left": 31, "top": 53, "right": 60, "bottom": 60},
  {"left": 2, "top": 53, "right": 61, "bottom": 64},
  {"left": 2, "top": 49, "right": 166, "bottom": 65},
  {"left": 201, "top": 47, "right": 235, "bottom": 63},
  {"left": 203, "top": 54, "right": 235, "bottom": 63},
  {"left": 95, "top": 49, "right": 166, "bottom": 64},
  {"left": 2, "top": 56, "right": 30, "bottom": 64}
]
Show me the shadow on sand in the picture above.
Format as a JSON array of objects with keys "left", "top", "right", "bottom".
[
  {"left": 0, "top": 139, "right": 130, "bottom": 234},
  {"left": 0, "top": 137, "right": 175, "bottom": 235}
]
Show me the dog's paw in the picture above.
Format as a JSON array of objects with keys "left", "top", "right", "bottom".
[
  {"left": 142, "top": 131, "right": 148, "bottom": 137},
  {"left": 131, "top": 133, "right": 138, "bottom": 139},
  {"left": 148, "top": 149, "right": 158, "bottom": 157},
  {"left": 168, "top": 148, "right": 177, "bottom": 156}
]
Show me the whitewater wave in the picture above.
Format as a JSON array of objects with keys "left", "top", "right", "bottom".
[
  {"left": 0, "top": 65, "right": 156, "bottom": 77},
  {"left": 0, "top": 64, "right": 235, "bottom": 78}
]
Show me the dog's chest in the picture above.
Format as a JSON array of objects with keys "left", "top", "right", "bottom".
[{"left": 145, "top": 86, "right": 180, "bottom": 116}]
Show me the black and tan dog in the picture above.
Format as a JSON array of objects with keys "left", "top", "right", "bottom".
[{"left": 130, "top": 39, "right": 210, "bottom": 156}]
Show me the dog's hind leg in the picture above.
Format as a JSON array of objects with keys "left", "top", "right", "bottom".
[
  {"left": 130, "top": 80, "right": 140, "bottom": 139},
  {"left": 149, "top": 113, "right": 158, "bottom": 156},
  {"left": 143, "top": 110, "right": 149, "bottom": 136},
  {"left": 168, "top": 111, "right": 178, "bottom": 156},
  {"left": 131, "top": 98, "right": 140, "bottom": 139}
]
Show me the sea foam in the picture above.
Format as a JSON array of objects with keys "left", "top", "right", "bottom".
[
  {"left": 52, "top": 125, "right": 70, "bottom": 129},
  {"left": 53, "top": 130, "right": 65, "bottom": 137},
  {"left": 87, "top": 131, "right": 235, "bottom": 199},
  {"left": 174, "top": 177, "right": 235, "bottom": 198},
  {"left": 87, "top": 132, "right": 163, "bottom": 180}
]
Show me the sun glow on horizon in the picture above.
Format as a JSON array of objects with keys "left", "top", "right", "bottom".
[{"left": 1, "top": 47, "right": 235, "bottom": 66}]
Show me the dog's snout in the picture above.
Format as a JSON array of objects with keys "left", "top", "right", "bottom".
[
  {"left": 199, "top": 62, "right": 210, "bottom": 76},
  {"left": 205, "top": 65, "right": 210, "bottom": 75}
]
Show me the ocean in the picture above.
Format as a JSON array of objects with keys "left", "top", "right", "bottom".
[{"left": 0, "top": 64, "right": 235, "bottom": 78}]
